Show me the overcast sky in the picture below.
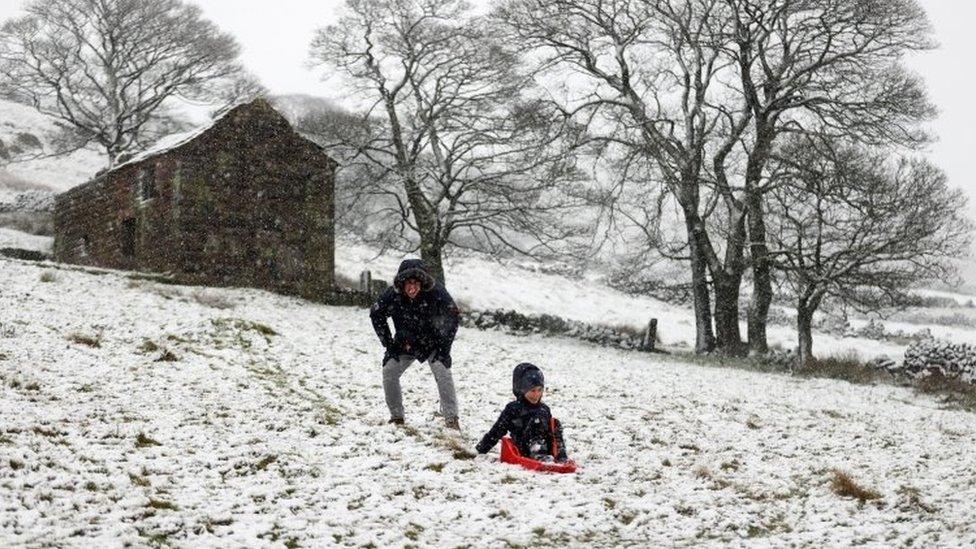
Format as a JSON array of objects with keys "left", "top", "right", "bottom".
[{"left": 1, "top": 0, "right": 973, "bottom": 208}]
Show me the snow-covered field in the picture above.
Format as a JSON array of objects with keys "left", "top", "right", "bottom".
[
  {"left": 0, "top": 228, "right": 52, "bottom": 253},
  {"left": 2, "top": 257, "right": 974, "bottom": 547}
]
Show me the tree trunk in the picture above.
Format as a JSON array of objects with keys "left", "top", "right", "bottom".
[
  {"left": 796, "top": 302, "right": 815, "bottom": 368},
  {"left": 685, "top": 216, "right": 716, "bottom": 353},
  {"left": 796, "top": 291, "right": 823, "bottom": 369},
  {"left": 747, "top": 193, "right": 772, "bottom": 355},
  {"left": 713, "top": 273, "right": 744, "bottom": 356},
  {"left": 420, "top": 238, "right": 446, "bottom": 286}
]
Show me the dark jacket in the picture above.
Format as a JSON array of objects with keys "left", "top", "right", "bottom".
[
  {"left": 476, "top": 363, "right": 567, "bottom": 461},
  {"left": 475, "top": 398, "right": 568, "bottom": 462},
  {"left": 370, "top": 259, "right": 460, "bottom": 367}
]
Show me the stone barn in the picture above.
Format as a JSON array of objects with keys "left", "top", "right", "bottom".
[{"left": 53, "top": 99, "right": 337, "bottom": 299}]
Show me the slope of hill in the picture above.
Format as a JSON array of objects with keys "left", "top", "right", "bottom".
[
  {"left": 0, "top": 99, "right": 106, "bottom": 193},
  {"left": 0, "top": 227, "right": 51, "bottom": 252},
  {"left": 1, "top": 229, "right": 969, "bottom": 359},
  {"left": 336, "top": 242, "right": 976, "bottom": 359},
  {"left": 2, "top": 256, "right": 973, "bottom": 547}
]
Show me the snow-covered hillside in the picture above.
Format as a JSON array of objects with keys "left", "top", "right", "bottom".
[
  {"left": 0, "top": 227, "right": 51, "bottom": 253},
  {"left": 2, "top": 257, "right": 973, "bottom": 547},
  {"left": 337, "top": 242, "right": 976, "bottom": 359},
  {"left": 0, "top": 99, "right": 105, "bottom": 193},
  {"left": 0, "top": 229, "right": 968, "bottom": 360}
]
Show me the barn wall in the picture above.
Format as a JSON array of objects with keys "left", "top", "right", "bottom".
[{"left": 53, "top": 99, "right": 336, "bottom": 300}]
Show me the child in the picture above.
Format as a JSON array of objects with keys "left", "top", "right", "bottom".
[{"left": 475, "top": 362, "right": 568, "bottom": 462}]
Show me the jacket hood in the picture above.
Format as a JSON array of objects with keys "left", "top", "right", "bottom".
[
  {"left": 393, "top": 259, "right": 436, "bottom": 292},
  {"left": 512, "top": 362, "right": 545, "bottom": 398}
]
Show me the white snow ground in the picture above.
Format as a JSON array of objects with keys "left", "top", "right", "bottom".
[
  {"left": 0, "top": 228, "right": 52, "bottom": 253},
  {"left": 2, "top": 257, "right": 974, "bottom": 547}
]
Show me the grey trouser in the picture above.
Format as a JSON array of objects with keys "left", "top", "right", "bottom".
[{"left": 383, "top": 355, "right": 458, "bottom": 421}]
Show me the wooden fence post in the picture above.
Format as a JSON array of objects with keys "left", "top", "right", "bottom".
[
  {"left": 640, "top": 318, "right": 657, "bottom": 352},
  {"left": 359, "top": 270, "right": 371, "bottom": 293}
]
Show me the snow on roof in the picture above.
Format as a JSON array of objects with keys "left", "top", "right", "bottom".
[{"left": 111, "top": 105, "right": 239, "bottom": 172}]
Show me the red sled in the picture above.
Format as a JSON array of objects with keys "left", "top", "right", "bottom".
[{"left": 500, "top": 437, "right": 577, "bottom": 474}]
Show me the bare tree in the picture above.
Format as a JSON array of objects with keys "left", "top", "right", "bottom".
[
  {"left": 497, "top": 0, "right": 755, "bottom": 353},
  {"left": 0, "top": 0, "right": 246, "bottom": 165},
  {"left": 721, "top": 0, "right": 936, "bottom": 354},
  {"left": 210, "top": 70, "right": 269, "bottom": 116},
  {"left": 310, "top": 0, "right": 585, "bottom": 284},
  {"left": 767, "top": 136, "right": 972, "bottom": 365},
  {"left": 497, "top": 0, "right": 939, "bottom": 355}
]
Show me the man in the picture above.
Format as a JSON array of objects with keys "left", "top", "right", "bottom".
[{"left": 370, "top": 259, "right": 461, "bottom": 429}]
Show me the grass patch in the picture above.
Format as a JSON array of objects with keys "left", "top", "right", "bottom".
[
  {"left": 255, "top": 455, "right": 277, "bottom": 471},
  {"left": 671, "top": 350, "right": 789, "bottom": 375},
  {"left": 830, "top": 469, "right": 882, "bottom": 503},
  {"left": 720, "top": 459, "right": 741, "bottom": 472},
  {"left": 135, "top": 432, "right": 161, "bottom": 448},
  {"left": 147, "top": 498, "right": 179, "bottom": 511},
  {"left": 914, "top": 372, "right": 976, "bottom": 412},
  {"left": 249, "top": 322, "right": 277, "bottom": 337},
  {"left": 39, "top": 271, "right": 57, "bottom": 283},
  {"left": 137, "top": 340, "right": 160, "bottom": 354},
  {"left": 154, "top": 349, "right": 179, "bottom": 362},
  {"left": 620, "top": 510, "right": 639, "bottom": 523},
  {"left": 67, "top": 333, "right": 101, "bottom": 348},
  {"left": 796, "top": 353, "right": 885, "bottom": 385},
  {"left": 440, "top": 436, "right": 476, "bottom": 460},
  {"left": 896, "top": 485, "right": 936, "bottom": 513},
  {"left": 424, "top": 462, "right": 446, "bottom": 472},
  {"left": 210, "top": 318, "right": 278, "bottom": 345},
  {"left": 32, "top": 426, "right": 61, "bottom": 438},
  {"left": 213, "top": 318, "right": 277, "bottom": 337},
  {"left": 129, "top": 472, "right": 151, "bottom": 487},
  {"left": 405, "top": 523, "right": 424, "bottom": 541},
  {"left": 204, "top": 517, "right": 234, "bottom": 533}
]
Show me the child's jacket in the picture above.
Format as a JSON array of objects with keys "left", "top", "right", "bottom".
[{"left": 475, "top": 398, "right": 568, "bottom": 461}]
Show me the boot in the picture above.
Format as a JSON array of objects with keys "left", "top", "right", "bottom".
[
  {"left": 445, "top": 417, "right": 460, "bottom": 430},
  {"left": 388, "top": 417, "right": 405, "bottom": 425}
]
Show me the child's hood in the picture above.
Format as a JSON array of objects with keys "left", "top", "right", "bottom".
[{"left": 512, "top": 362, "right": 545, "bottom": 398}]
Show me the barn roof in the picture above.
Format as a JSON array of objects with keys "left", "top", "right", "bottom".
[
  {"left": 109, "top": 98, "right": 326, "bottom": 173},
  {"left": 112, "top": 108, "right": 235, "bottom": 171}
]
